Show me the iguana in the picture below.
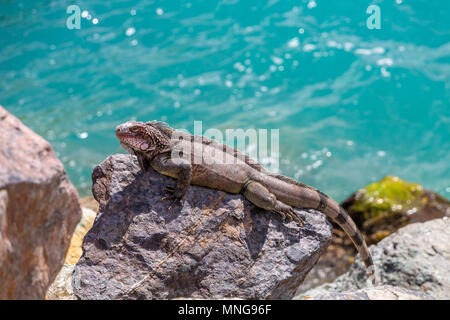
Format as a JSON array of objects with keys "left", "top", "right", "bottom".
[{"left": 115, "top": 120, "right": 376, "bottom": 284}]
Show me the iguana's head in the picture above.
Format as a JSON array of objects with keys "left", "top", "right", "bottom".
[{"left": 115, "top": 120, "right": 170, "bottom": 154}]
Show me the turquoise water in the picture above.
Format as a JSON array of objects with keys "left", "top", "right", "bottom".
[{"left": 1, "top": 0, "right": 449, "bottom": 200}]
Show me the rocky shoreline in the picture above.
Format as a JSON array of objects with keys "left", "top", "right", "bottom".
[
  {"left": 296, "top": 217, "right": 450, "bottom": 300},
  {"left": 1, "top": 105, "right": 449, "bottom": 300}
]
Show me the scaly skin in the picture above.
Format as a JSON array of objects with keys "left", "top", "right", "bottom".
[{"left": 115, "top": 120, "right": 376, "bottom": 284}]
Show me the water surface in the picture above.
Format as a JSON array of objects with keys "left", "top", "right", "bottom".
[{"left": 1, "top": 0, "right": 449, "bottom": 200}]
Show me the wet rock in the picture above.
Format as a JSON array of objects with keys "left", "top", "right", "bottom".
[
  {"left": 297, "top": 285, "right": 433, "bottom": 300},
  {"left": 0, "top": 106, "right": 82, "bottom": 299},
  {"left": 297, "top": 217, "right": 450, "bottom": 299},
  {"left": 72, "top": 154, "right": 333, "bottom": 300}
]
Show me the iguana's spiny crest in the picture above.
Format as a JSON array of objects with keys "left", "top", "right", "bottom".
[{"left": 118, "top": 121, "right": 301, "bottom": 177}]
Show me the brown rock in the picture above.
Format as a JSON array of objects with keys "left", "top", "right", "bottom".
[{"left": 0, "top": 106, "right": 82, "bottom": 299}]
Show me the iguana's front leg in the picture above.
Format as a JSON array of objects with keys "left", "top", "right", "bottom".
[
  {"left": 135, "top": 152, "right": 151, "bottom": 172},
  {"left": 150, "top": 153, "right": 192, "bottom": 209}
]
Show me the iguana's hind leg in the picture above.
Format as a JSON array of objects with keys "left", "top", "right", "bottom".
[{"left": 243, "top": 181, "right": 304, "bottom": 226}]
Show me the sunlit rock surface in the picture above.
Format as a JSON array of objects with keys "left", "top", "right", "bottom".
[
  {"left": 0, "top": 106, "right": 81, "bottom": 299},
  {"left": 64, "top": 208, "right": 96, "bottom": 265},
  {"left": 297, "top": 177, "right": 450, "bottom": 294},
  {"left": 297, "top": 285, "right": 433, "bottom": 300},
  {"left": 296, "top": 218, "right": 450, "bottom": 300},
  {"left": 72, "top": 154, "right": 333, "bottom": 300},
  {"left": 45, "top": 264, "right": 77, "bottom": 300},
  {"left": 46, "top": 207, "right": 96, "bottom": 300}
]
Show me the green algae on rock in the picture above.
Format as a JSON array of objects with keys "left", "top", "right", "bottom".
[
  {"left": 351, "top": 176, "right": 424, "bottom": 222},
  {"left": 341, "top": 176, "right": 450, "bottom": 245}
]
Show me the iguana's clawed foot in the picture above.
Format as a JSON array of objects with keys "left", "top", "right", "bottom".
[
  {"left": 275, "top": 203, "right": 305, "bottom": 227},
  {"left": 162, "top": 185, "right": 184, "bottom": 209},
  {"left": 163, "top": 186, "right": 176, "bottom": 194}
]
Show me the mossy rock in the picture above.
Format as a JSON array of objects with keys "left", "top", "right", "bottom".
[
  {"left": 341, "top": 176, "right": 450, "bottom": 245},
  {"left": 351, "top": 176, "right": 424, "bottom": 223}
]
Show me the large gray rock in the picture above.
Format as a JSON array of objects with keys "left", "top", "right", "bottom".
[
  {"left": 297, "top": 285, "right": 433, "bottom": 300},
  {"left": 72, "top": 154, "right": 332, "bottom": 300},
  {"left": 297, "top": 217, "right": 450, "bottom": 299},
  {"left": 0, "top": 106, "right": 82, "bottom": 299}
]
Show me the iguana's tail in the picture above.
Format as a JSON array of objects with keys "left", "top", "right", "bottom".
[
  {"left": 316, "top": 190, "right": 376, "bottom": 285},
  {"left": 251, "top": 173, "right": 376, "bottom": 284}
]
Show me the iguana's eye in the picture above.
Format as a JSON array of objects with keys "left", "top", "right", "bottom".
[{"left": 130, "top": 127, "right": 139, "bottom": 133}]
